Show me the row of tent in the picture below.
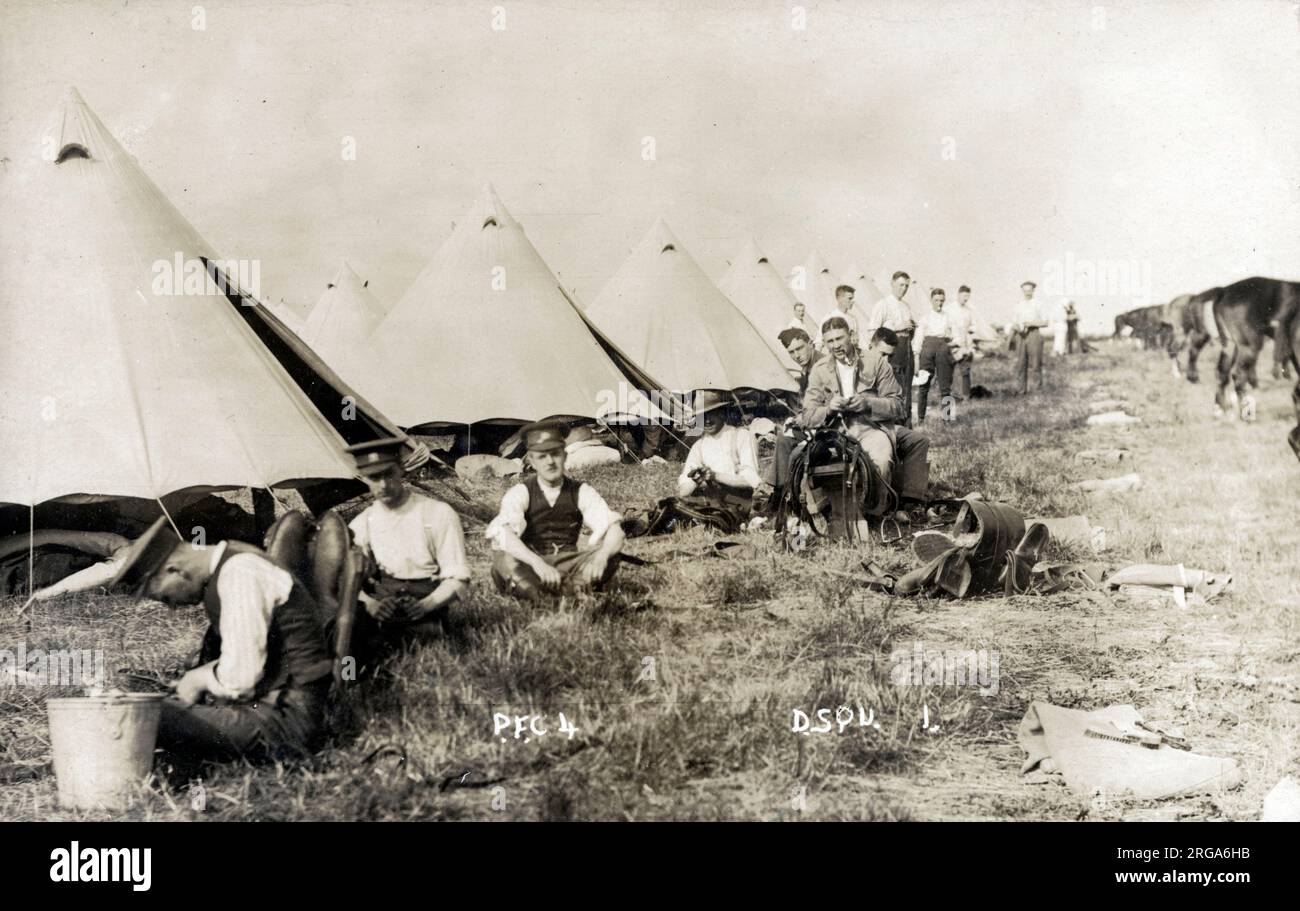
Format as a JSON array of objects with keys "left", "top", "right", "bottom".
[{"left": 0, "top": 87, "right": 922, "bottom": 511}]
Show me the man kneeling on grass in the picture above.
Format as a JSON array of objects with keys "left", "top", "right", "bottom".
[
  {"left": 487, "top": 420, "right": 625, "bottom": 599},
  {"left": 109, "top": 517, "right": 333, "bottom": 764},
  {"left": 345, "top": 437, "right": 470, "bottom": 661}
]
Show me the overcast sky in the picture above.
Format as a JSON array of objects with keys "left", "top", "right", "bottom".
[{"left": 3, "top": 0, "right": 1297, "bottom": 331}]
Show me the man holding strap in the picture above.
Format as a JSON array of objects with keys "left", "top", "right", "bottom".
[
  {"left": 802, "top": 317, "right": 907, "bottom": 515},
  {"left": 345, "top": 437, "right": 470, "bottom": 657},
  {"left": 488, "top": 421, "right": 625, "bottom": 599},
  {"left": 108, "top": 517, "right": 333, "bottom": 764}
]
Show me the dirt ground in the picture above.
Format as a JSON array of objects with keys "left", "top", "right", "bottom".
[{"left": 2, "top": 342, "right": 1297, "bottom": 821}]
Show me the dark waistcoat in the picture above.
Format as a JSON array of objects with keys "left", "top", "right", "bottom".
[
  {"left": 199, "top": 543, "right": 333, "bottom": 699},
  {"left": 520, "top": 476, "right": 583, "bottom": 553}
]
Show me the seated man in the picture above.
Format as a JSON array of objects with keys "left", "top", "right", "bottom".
[
  {"left": 757, "top": 328, "right": 819, "bottom": 511},
  {"left": 677, "top": 390, "right": 761, "bottom": 515},
  {"left": 488, "top": 421, "right": 625, "bottom": 599},
  {"left": 345, "top": 437, "right": 470, "bottom": 657},
  {"left": 802, "top": 318, "right": 909, "bottom": 515},
  {"left": 866, "top": 328, "right": 932, "bottom": 512},
  {"left": 109, "top": 517, "right": 333, "bottom": 764}
]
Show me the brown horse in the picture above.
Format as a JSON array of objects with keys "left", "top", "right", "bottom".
[
  {"left": 1284, "top": 301, "right": 1300, "bottom": 463},
  {"left": 1177, "top": 286, "right": 1223, "bottom": 383},
  {"left": 1212, "top": 276, "right": 1300, "bottom": 422}
]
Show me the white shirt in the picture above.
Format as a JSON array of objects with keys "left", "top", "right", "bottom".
[
  {"left": 198, "top": 542, "right": 294, "bottom": 701},
  {"left": 349, "top": 491, "right": 471, "bottom": 583},
  {"left": 948, "top": 304, "right": 975, "bottom": 348},
  {"left": 833, "top": 356, "right": 858, "bottom": 397},
  {"left": 485, "top": 477, "right": 621, "bottom": 549},
  {"left": 819, "top": 306, "right": 859, "bottom": 339},
  {"left": 917, "top": 308, "right": 954, "bottom": 340},
  {"left": 680, "top": 424, "right": 761, "bottom": 489},
  {"left": 1014, "top": 297, "right": 1046, "bottom": 328},
  {"left": 866, "top": 294, "right": 915, "bottom": 333}
]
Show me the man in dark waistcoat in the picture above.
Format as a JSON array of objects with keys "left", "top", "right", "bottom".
[
  {"left": 109, "top": 517, "right": 333, "bottom": 764},
  {"left": 487, "top": 421, "right": 626, "bottom": 599}
]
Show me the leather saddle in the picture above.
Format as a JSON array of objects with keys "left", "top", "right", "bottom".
[{"left": 262, "top": 510, "right": 367, "bottom": 687}]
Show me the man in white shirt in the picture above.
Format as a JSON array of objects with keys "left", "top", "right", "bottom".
[
  {"left": 345, "top": 437, "right": 470, "bottom": 655},
  {"left": 787, "top": 301, "right": 817, "bottom": 337},
  {"left": 487, "top": 421, "right": 626, "bottom": 599},
  {"left": 948, "top": 285, "right": 976, "bottom": 399},
  {"left": 677, "top": 390, "right": 761, "bottom": 512},
  {"left": 915, "top": 288, "right": 956, "bottom": 423},
  {"left": 1013, "top": 280, "right": 1049, "bottom": 394},
  {"left": 865, "top": 271, "right": 918, "bottom": 425},
  {"left": 818, "top": 285, "right": 862, "bottom": 345},
  {"left": 109, "top": 517, "right": 334, "bottom": 764}
]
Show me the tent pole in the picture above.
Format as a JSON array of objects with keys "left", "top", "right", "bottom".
[
  {"left": 27, "top": 505, "right": 34, "bottom": 599},
  {"left": 155, "top": 497, "right": 183, "bottom": 540}
]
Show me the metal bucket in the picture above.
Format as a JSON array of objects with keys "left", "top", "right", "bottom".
[{"left": 47, "top": 693, "right": 164, "bottom": 810}]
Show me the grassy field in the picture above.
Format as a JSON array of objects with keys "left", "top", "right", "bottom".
[{"left": 2, "top": 343, "right": 1297, "bottom": 821}]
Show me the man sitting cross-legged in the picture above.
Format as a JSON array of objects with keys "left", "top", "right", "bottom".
[
  {"left": 802, "top": 317, "right": 917, "bottom": 515},
  {"left": 345, "top": 436, "right": 470, "bottom": 659},
  {"left": 108, "top": 517, "right": 334, "bottom": 765},
  {"left": 488, "top": 421, "right": 625, "bottom": 599}
]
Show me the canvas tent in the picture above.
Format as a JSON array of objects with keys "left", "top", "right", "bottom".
[
  {"left": 266, "top": 298, "right": 307, "bottom": 336},
  {"left": 586, "top": 220, "right": 797, "bottom": 395},
  {"left": 0, "top": 87, "right": 409, "bottom": 508},
  {"left": 368, "top": 183, "right": 666, "bottom": 428},
  {"left": 301, "top": 260, "right": 386, "bottom": 392},
  {"left": 843, "top": 263, "right": 885, "bottom": 306},
  {"left": 717, "top": 238, "right": 800, "bottom": 369},
  {"left": 795, "top": 250, "right": 843, "bottom": 325}
]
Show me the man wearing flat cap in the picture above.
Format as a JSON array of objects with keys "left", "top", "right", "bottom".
[
  {"left": 109, "top": 516, "right": 333, "bottom": 764},
  {"left": 487, "top": 421, "right": 625, "bottom": 598},
  {"left": 1012, "top": 280, "right": 1048, "bottom": 394},
  {"left": 345, "top": 436, "right": 470, "bottom": 657}
]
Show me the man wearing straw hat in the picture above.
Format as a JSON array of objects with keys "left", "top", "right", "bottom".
[
  {"left": 108, "top": 517, "right": 333, "bottom": 764},
  {"left": 676, "top": 389, "right": 762, "bottom": 511},
  {"left": 345, "top": 436, "right": 470, "bottom": 658},
  {"left": 487, "top": 420, "right": 626, "bottom": 599}
]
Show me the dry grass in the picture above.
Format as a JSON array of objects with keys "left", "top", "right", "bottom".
[{"left": 2, "top": 344, "right": 1297, "bottom": 821}]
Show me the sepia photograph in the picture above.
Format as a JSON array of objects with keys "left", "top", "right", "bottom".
[{"left": 0, "top": 0, "right": 1296, "bottom": 886}]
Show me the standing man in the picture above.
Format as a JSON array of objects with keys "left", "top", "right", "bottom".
[
  {"left": 788, "top": 301, "right": 817, "bottom": 337},
  {"left": 1013, "top": 280, "right": 1049, "bottom": 394},
  {"left": 345, "top": 437, "right": 470, "bottom": 659},
  {"left": 487, "top": 421, "right": 625, "bottom": 599},
  {"left": 865, "top": 271, "right": 918, "bottom": 425},
  {"left": 914, "top": 288, "right": 956, "bottom": 424},
  {"left": 819, "top": 285, "right": 861, "bottom": 345},
  {"left": 1065, "top": 300, "right": 1081, "bottom": 354},
  {"left": 802, "top": 317, "right": 905, "bottom": 515},
  {"left": 109, "top": 517, "right": 334, "bottom": 764},
  {"left": 949, "top": 285, "right": 976, "bottom": 399}
]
